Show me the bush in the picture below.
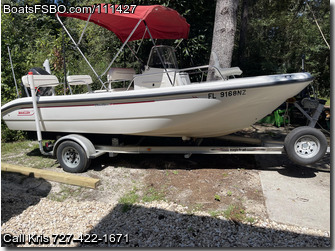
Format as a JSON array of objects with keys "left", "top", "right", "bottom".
[{"left": 1, "top": 121, "right": 26, "bottom": 142}]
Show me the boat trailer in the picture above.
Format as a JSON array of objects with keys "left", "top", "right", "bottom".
[
  {"left": 25, "top": 71, "right": 329, "bottom": 173},
  {"left": 51, "top": 128, "right": 328, "bottom": 173}
]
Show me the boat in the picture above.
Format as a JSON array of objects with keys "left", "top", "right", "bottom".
[
  {"left": 1, "top": 5, "right": 313, "bottom": 138},
  {"left": 1, "top": 5, "right": 327, "bottom": 172},
  {"left": 2, "top": 71, "right": 313, "bottom": 138}
]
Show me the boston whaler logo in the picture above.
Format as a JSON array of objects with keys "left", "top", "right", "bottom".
[{"left": 18, "top": 110, "right": 34, "bottom": 116}]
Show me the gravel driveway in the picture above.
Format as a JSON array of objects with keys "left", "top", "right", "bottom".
[
  {"left": 1, "top": 157, "right": 330, "bottom": 247},
  {"left": 1, "top": 125, "right": 331, "bottom": 247}
]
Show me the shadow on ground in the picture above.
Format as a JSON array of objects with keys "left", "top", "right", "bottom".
[
  {"left": 78, "top": 203, "right": 330, "bottom": 248},
  {"left": 89, "top": 150, "right": 330, "bottom": 178},
  {"left": 1, "top": 172, "right": 51, "bottom": 225},
  {"left": 90, "top": 153, "right": 257, "bottom": 171},
  {"left": 255, "top": 152, "right": 330, "bottom": 178}
]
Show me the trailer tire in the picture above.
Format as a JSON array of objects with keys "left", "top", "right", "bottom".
[
  {"left": 284, "top": 126, "right": 327, "bottom": 166},
  {"left": 57, "top": 141, "right": 90, "bottom": 173}
]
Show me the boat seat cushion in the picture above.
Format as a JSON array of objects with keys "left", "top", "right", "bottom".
[
  {"left": 22, "top": 74, "right": 60, "bottom": 87},
  {"left": 211, "top": 51, "right": 243, "bottom": 78},
  {"left": 107, "top": 68, "right": 135, "bottom": 82},
  {"left": 219, "top": 67, "right": 243, "bottom": 77},
  {"left": 67, "top": 75, "right": 93, "bottom": 85}
]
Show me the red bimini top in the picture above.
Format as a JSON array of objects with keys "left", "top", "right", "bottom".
[{"left": 58, "top": 5, "right": 190, "bottom": 42}]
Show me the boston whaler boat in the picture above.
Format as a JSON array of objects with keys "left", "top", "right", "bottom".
[{"left": 1, "top": 5, "right": 328, "bottom": 172}]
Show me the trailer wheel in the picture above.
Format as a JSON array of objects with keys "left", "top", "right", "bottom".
[
  {"left": 284, "top": 126, "right": 327, "bottom": 166},
  {"left": 57, "top": 141, "right": 90, "bottom": 173}
]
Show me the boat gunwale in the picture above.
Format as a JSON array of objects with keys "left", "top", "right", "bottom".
[{"left": 1, "top": 73, "right": 313, "bottom": 115}]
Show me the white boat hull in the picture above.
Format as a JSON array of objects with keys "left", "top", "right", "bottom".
[{"left": 1, "top": 73, "right": 312, "bottom": 138}]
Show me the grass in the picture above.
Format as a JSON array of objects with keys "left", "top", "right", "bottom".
[
  {"left": 214, "top": 194, "right": 221, "bottom": 201},
  {"left": 320, "top": 96, "right": 330, "bottom": 106},
  {"left": 208, "top": 204, "right": 255, "bottom": 224},
  {"left": 1, "top": 139, "right": 56, "bottom": 169},
  {"left": 48, "top": 185, "right": 82, "bottom": 202},
  {"left": 1, "top": 140, "right": 32, "bottom": 152},
  {"left": 187, "top": 203, "right": 205, "bottom": 214},
  {"left": 119, "top": 185, "right": 166, "bottom": 212},
  {"left": 223, "top": 204, "right": 246, "bottom": 222},
  {"left": 119, "top": 187, "right": 139, "bottom": 212},
  {"left": 193, "top": 203, "right": 204, "bottom": 212},
  {"left": 165, "top": 170, "right": 179, "bottom": 176},
  {"left": 142, "top": 186, "right": 166, "bottom": 203},
  {"left": 246, "top": 217, "right": 255, "bottom": 224},
  {"left": 209, "top": 210, "right": 221, "bottom": 218},
  {"left": 187, "top": 226, "right": 195, "bottom": 233}
]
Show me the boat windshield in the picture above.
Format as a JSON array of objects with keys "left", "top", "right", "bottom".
[{"left": 147, "top": 46, "right": 178, "bottom": 69}]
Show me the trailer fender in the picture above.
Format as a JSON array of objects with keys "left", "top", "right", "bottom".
[{"left": 53, "top": 134, "right": 96, "bottom": 159}]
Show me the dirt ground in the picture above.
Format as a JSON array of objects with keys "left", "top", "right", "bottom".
[{"left": 141, "top": 154, "right": 265, "bottom": 215}]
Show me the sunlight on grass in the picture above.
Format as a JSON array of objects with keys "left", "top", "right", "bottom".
[{"left": 1, "top": 140, "right": 56, "bottom": 169}]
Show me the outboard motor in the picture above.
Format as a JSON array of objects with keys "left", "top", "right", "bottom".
[{"left": 27, "top": 67, "right": 54, "bottom": 96}]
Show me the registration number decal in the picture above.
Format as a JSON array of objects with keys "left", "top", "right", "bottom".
[{"left": 208, "top": 89, "right": 247, "bottom": 99}]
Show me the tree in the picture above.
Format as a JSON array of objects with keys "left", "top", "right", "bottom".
[
  {"left": 237, "top": 0, "right": 254, "bottom": 69},
  {"left": 235, "top": 0, "right": 330, "bottom": 97},
  {"left": 1, "top": 0, "right": 330, "bottom": 142},
  {"left": 208, "top": 0, "right": 239, "bottom": 80}
]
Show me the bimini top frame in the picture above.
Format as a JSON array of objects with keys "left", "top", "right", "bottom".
[{"left": 56, "top": 4, "right": 190, "bottom": 90}]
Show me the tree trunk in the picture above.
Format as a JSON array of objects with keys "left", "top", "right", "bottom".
[
  {"left": 208, "top": 0, "right": 239, "bottom": 80},
  {"left": 238, "top": 0, "right": 249, "bottom": 69}
]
